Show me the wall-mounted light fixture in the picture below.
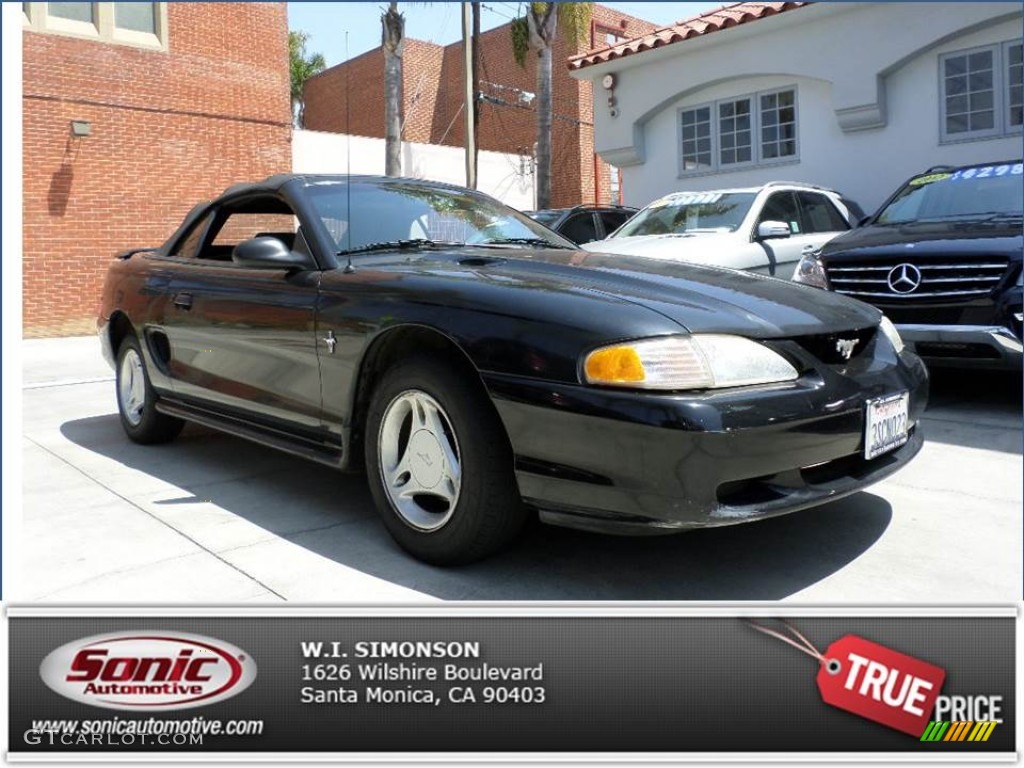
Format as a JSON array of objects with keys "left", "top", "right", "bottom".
[
  {"left": 602, "top": 74, "right": 619, "bottom": 119},
  {"left": 70, "top": 120, "right": 92, "bottom": 137}
]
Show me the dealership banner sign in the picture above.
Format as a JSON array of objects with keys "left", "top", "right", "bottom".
[{"left": 6, "top": 606, "right": 1016, "bottom": 759}]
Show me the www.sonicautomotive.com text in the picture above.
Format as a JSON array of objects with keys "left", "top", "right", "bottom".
[{"left": 24, "top": 717, "right": 264, "bottom": 747}]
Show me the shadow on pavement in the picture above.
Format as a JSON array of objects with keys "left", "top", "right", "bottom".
[
  {"left": 61, "top": 414, "right": 893, "bottom": 601},
  {"left": 922, "top": 368, "right": 1022, "bottom": 454}
]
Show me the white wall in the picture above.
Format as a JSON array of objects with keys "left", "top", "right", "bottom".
[
  {"left": 292, "top": 130, "right": 536, "bottom": 211},
  {"left": 574, "top": 3, "right": 1022, "bottom": 212}
]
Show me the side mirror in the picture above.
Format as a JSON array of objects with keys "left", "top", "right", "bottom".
[
  {"left": 232, "top": 236, "right": 311, "bottom": 269},
  {"left": 757, "top": 220, "right": 792, "bottom": 240}
]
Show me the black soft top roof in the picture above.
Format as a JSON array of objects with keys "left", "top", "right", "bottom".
[{"left": 216, "top": 173, "right": 471, "bottom": 201}]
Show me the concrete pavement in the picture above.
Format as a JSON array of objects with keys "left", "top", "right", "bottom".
[{"left": 15, "top": 336, "right": 1023, "bottom": 602}]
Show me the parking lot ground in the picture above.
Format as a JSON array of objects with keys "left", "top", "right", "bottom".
[{"left": 15, "top": 336, "right": 1023, "bottom": 602}]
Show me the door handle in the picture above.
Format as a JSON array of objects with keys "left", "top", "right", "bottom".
[{"left": 173, "top": 292, "right": 193, "bottom": 310}]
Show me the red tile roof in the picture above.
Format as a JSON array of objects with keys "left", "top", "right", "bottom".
[{"left": 568, "top": 2, "right": 809, "bottom": 70}]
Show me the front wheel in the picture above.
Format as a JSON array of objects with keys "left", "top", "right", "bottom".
[
  {"left": 116, "top": 336, "right": 184, "bottom": 444},
  {"left": 365, "top": 356, "right": 525, "bottom": 565}
]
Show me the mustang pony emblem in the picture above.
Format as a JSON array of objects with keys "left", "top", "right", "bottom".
[{"left": 835, "top": 338, "right": 860, "bottom": 361}]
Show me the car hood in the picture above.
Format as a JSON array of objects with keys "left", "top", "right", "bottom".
[
  {"left": 820, "top": 220, "right": 1024, "bottom": 259},
  {"left": 361, "top": 247, "right": 881, "bottom": 338},
  {"left": 585, "top": 232, "right": 736, "bottom": 261}
]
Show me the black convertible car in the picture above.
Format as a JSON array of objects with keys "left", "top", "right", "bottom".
[{"left": 98, "top": 175, "right": 928, "bottom": 564}]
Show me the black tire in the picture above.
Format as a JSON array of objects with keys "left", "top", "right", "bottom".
[
  {"left": 364, "top": 355, "right": 526, "bottom": 565},
  {"left": 115, "top": 335, "right": 185, "bottom": 444}
]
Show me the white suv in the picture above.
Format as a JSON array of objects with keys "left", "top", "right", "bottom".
[{"left": 584, "top": 182, "right": 864, "bottom": 278}]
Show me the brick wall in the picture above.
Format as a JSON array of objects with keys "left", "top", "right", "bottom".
[
  {"left": 303, "top": 40, "right": 446, "bottom": 145},
  {"left": 302, "top": 5, "right": 656, "bottom": 209},
  {"left": 23, "top": 2, "right": 291, "bottom": 337}
]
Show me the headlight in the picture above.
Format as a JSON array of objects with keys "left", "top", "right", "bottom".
[
  {"left": 878, "top": 315, "right": 904, "bottom": 354},
  {"left": 792, "top": 252, "right": 829, "bottom": 288},
  {"left": 583, "top": 335, "right": 798, "bottom": 390}
]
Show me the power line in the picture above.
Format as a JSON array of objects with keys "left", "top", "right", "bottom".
[{"left": 480, "top": 3, "right": 517, "bottom": 21}]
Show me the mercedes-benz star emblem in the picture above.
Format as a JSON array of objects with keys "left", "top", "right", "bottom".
[{"left": 886, "top": 263, "right": 922, "bottom": 294}]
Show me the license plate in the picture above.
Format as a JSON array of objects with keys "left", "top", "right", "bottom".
[{"left": 864, "top": 392, "right": 910, "bottom": 460}]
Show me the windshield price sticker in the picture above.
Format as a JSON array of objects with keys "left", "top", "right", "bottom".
[
  {"left": 865, "top": 392, "right": 909, "bottom": 460},
  {"left": 667, "top": 191, "right": 724, "bottom": 205},
  {"left": 949, "top": 164, "right": 1023, "bottom": 181},
  {"left": 908, "top": 172, "right": 952, "bottom": 186},
  {"left": 817, "top": 635, "right": 946, "bottom": 737},
  {"left": 298, "top": 640, "right": 546, "bottom": 707}
]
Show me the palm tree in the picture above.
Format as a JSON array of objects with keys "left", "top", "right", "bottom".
[
  {"left": 512, "top": 3, "right": 592, "bottom": 209},
  {"left": 289, "top": 31, "right": 326, "bottom": 128},
  {"left": 382, "top": 2, "right": 405, "bottom": 176}
]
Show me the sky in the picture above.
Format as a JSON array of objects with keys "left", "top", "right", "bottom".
[{"left": 288, "top": 2, "right": 724, "bottom": 66}]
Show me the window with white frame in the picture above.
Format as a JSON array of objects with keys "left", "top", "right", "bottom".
[
  {"left": 718, "top": 98, "right": 753, "bottom": 166},
  {"left": 23, "top": 3, "right": 166, "bottom": 50},
  {"left": 680, "top": 105, "right": 713, "bottom": 172},
  {"left": 1006, "top": 40, "right": 1023, "bottom": 130},
  {"left": 940, "top": 39, "right": 1023, "bottom": 141},
  {"left": 760, "top": 90, "right": 797, "bottom": 160},
  {"left": 679, "top": 87, "right": 798, "bottom": 175},
  {"left": 48, "top": 2, "right": 94, "bottom": 24}
]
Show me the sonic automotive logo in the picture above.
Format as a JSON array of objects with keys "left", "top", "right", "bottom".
[{"left": 39, "top": 632, "right": 257, "bottom": 711}]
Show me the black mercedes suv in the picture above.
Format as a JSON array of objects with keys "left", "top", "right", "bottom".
[{"left": 793, "top": 160, "right": 1023, "bottom": 369}]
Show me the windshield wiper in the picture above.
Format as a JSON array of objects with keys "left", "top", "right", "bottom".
[
  {"left": 906, "top": 211, "right": 1022, "bottom": 224},
  {"left": 979, "top": 211, "right": 1023, "bottom": 222},
  {"left": 337, "top": 239, "right": 464, "bottom": 257},
  {"left": 477, "top": 237, "right": 574, "bottom": 249}
]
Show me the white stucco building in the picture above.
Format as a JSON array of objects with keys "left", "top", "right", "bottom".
[{"left": 569, "top": 2, "right": 1023, "bottom": 212}]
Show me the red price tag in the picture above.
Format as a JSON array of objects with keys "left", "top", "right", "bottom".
[{"left": 817, "top": 634, "right": 946, "bottom": 737}]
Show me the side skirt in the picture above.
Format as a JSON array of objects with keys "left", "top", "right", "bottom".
[{"left": 156, "top": 399, "right": 346, "bottom": 469}]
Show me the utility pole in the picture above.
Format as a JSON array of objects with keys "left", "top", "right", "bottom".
[
  {"left": 462, "top": 2, "right": 477, "bottom": 189},
  {"left": 472, "top": 2, "right": 480, "bottom": 187}
]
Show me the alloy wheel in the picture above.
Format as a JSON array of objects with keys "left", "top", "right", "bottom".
[
  {"left": 118, "top": 347, "right": 146, "bottom": 427},
  {"left": 377, "top": 389, "right": 462, "bottom": 531}
]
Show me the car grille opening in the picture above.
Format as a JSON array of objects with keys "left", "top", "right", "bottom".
[
  {"left": 715, "top": 477, "right": 788, "bottom": 507},
  {"left": 826, "top": 257, "right": 1010, "bottom": 303},
  {"left": 914, "top": 342, "right": 1002, "bottom": 359},
  {"left": 790, "top": 326, "right": 877, "bottom": 365},
  {"left": 715, "top": 429, "right": 914, "bottom": 508},
  {"left": 881, "top": 307, "right": 967, "bottom": 325}
]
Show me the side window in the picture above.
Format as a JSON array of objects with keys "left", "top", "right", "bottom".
[
  {"left": 598, "top": 211, "right": 629, "bottom": 238},
  {"left": 758, "top": 192, "right": 801, "bottom": 234},
  {"left": 796, "top": 192, "right": 850, "bottom": 233},
  {"left": 170, "top": 212, "right": 214, "bottom": 259},
  {"left": 200, "top": 198, "right": 298, "bottom": 261},
  {"left": 560, "top": 213, "right": 600, "bottom": 244}
]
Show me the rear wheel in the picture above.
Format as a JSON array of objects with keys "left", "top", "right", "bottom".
[
  {"left": 365, "top": 356, "right": 525, "bottom": 565},
  {"left": 116, "top": 335, "right": 184, "bottom": 444}
]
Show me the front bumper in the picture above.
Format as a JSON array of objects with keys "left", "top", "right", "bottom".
[
  {"left": 485, "top": 348, "right": 928, "bottom": 535},
  {"left": 897, "top": 323, "right": 1022, "bottom": 369}
]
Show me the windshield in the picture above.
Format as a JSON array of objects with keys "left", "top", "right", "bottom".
[
  {"left": 877, "top": 163, "right": 1023, "bottom": 224},
  {"left": 612, "top": 192, "right": 756, "bottom": 237},
  {"left": 305, "top": 180, "right": 577, "bottom": 253}
]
